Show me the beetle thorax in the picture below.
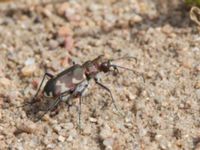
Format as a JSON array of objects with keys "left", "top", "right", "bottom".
[{"left": 83, "top": 61, "right": 99, "bottom": 78}]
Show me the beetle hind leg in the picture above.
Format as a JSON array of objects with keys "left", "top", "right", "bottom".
[
  {"left": 17, "top": 72, "right": 54, "bottom": 108},
  {"left": 78, "top": 95, "right": 83, "bottom": 129},
  {"left": 35, "top": 96, "right": 62, "bottom": 122}
]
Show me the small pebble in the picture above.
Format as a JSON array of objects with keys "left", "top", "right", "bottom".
[
  {"left": 14, "top": 121, "right": 37, "bottom": 135},
  {"left": 9, "top": 91, "right": 21, "bottom": 105},
  {"left": 64, "top": 8, "right": 77, "bottom": 21},
  {"left": 155, "top": 134, "right": 162, "bottom": 141},
  {"left": 49, "top": 39, "right": 59, "bottom": 50},
  {"left": 100, "top": 124, "right": 112, "bottom": 139},
  {"left": 32, "top": 79, "right": 39, "bottom": 89},
  {"left": 88, "top": 4, "right": 100, "bottom": 12},
  {"left": 68, "top": 129, "right": 77, "bottom": 139},
  {"left": 64, "top": 36, "right": 74, "bottom": 51},
  {"left": 103, "top": 138, "right": 114, "bottom": 149},
  {"left": 67, "top": 135, "right": 73, "bottom": 142},
  {"left": 52, "top": 125, "right": 61, "bottom": 133},
  {"left": 21, "top": 65, "right": 37, "bottom": 77},
  {"left": 42, "top": 7, "right": 53, "bottom": 18},
  {"left": 0, "top": 68, "right": 3, "bottom": 77},
  {"left": 58, "top": 135, "right": 65, "bottom": 142},
  {"left": 127, "top": 91, "right": 136, "bottom": 100},
  {"left": 25, "top": 58, "right": 35, "bottom": 66},
  {"left": 83, "top": 125, "right": 91, "bottom": 135},
  {"left": 162, "top": 24, "right": 173, "bottom": 34},
  {"left": 47, "top": 144, "right": 56, "bottom": 149},
  {"left": 89, "top": 117, "right": 97, "bottom": 123},
  {"left": 132, "top": 14, "right": 143, "bottom": 23},
  {"left": 0, "top": 77, "right": 12, "bottom": 88},
  {"left": 56, "top": 36, "right": 65, "bottom": 46},
  {"left": 57, "top": 2, "right": 69, "bottom": 16},
  {"left": 195, "top": 81, "right": 200, "bottom": 89},
  {"left": 0, "top": 134, "right": 4, "bottom": 140},
  {"left": 64, "top": 122, "right": 74, "bottom": 130},
  {"left": 196, "top": 89, "right": 200, "bottom": 99},
  {"left": 58, "top": 26, "right": 73, "bottom": 37},
  {"left": 60, "top": 57, "right": 70, "bottom": 68},
  {"left": 195, "top": 64, "right": 200, "bottom": 72}
]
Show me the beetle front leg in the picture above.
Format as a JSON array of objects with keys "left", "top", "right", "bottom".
[
  {"left": 73, "top": 80, "right": 89, "bottom": 128},
  {"left": 94, "top": 78, "right": 124, "bottom": 116}
]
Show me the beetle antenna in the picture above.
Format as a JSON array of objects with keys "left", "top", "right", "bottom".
[
  {"left": 111, "top": 65, "right": 145, "bottom": 82},
  {"left": 110, "top": 56, "right": 137, "bottom": 64}
]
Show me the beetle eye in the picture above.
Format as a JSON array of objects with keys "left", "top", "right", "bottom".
[
  {"left": 101, "top": 62, "right": 107, "bottom": 68},
  {"left": 101, "top": 62, "right": 110, "bottom": 72}
]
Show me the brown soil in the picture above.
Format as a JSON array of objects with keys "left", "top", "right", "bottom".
[{"left": 0, "top": 0, "right": 199, "bottom": 149}]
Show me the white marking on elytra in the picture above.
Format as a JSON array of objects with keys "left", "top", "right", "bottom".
[
  {"left": 44, "top": 91, "right": 53, "bottom": 97},
  {"left": 57, "top": 80, "right": 70, "bottom": 92},
  {"left": 83, "top": 74, "right": 86, "bottom": 79},
  {"left": 72, "top": 78, "right": 83, "bottom": 84}
]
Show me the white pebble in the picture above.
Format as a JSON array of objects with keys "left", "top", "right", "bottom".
[
  {"left": 196, "top": 89, "right": 200, "bottom": 99},
  {"left": 89, "top": 117, "right": 97, "bottom": 123},
  {"left": 25, "top": 58, "right": 35, "bottom": 66},
  {"left": 83, "top": 125, "right": 91, "bottom": 135},
  {"left": 58, "top": 135, "right": 65, "bottom": 142},
  {"left": 21, "top": 65, "right": 37, "bottom": 77},
  {"left": 67, "top": 135, "right": 73, "bottom": 142},
  {"left": 100, "top": 124, "right": 112, "bottom": 139},
  {"left": 103, "top": 138, "right": 114, "bottom": 148},
  {"left": 65, "top": 122, "right": 74, "bottom": 130}
]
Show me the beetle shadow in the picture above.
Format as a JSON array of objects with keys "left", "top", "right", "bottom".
[
  {"left": 102, "top": 1, "right": 193, "bottom": 36},
  {"left": 139, "top": 1, "right": 192, "bottom": 28},
  {"left": 21, "top": 97, "right": 63, "bottom": 122}
]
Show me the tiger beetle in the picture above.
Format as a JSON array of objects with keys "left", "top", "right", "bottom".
[{"left": 19, "top": 55, "right": 143, "bottom": 128}]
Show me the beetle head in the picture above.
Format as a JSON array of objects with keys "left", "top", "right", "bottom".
[
  {"left": 94, "top": 55, "right": 119, "bottom": 74},
  {"left": 97, "top": 55, "right": 142, "bottom": 78}
]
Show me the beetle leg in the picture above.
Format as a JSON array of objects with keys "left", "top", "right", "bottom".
[
  {"left": 35, "top": 94, "right": 72, "bottom": 121},
  {"left": 73, "top": 80, "right": 89, "bottom": 128},
  {"left": 33, "top": 72, "right": 54, "bottom": 99},
  {"left": 35, "top": 96, "right": 62, "bottom": 121},
  {"left": 17, "top": 72, "right": 54, "bottom": 108},
  {"left": 78, "top": 94, "right": 83, "bottom": 129},
  {"left": 35, "top": 89, "right": 74, "bottom": 121},
  {"left": 76, "top": 89, "right": 88, "bottom": 129},
  {"left": 94, "top": 78, "right": 124, "bottom": 116}
]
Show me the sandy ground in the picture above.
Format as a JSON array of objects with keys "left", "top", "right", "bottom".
[{"left": 0, "top": 0, "right": 200, "bottom": 149}]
